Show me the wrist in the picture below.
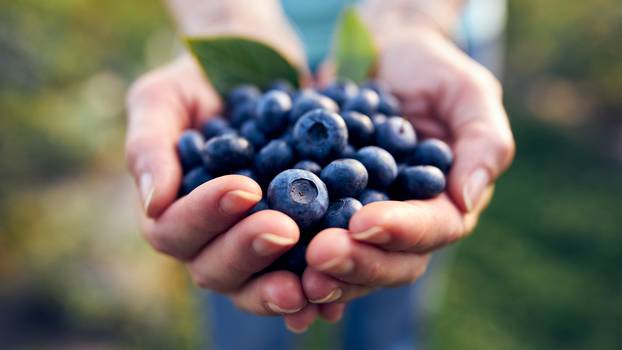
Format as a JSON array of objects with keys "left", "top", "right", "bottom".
[{"left": 359, "top": 0, "right": 462, "bottom": 45}]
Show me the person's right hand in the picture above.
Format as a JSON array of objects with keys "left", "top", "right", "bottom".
[{"left": 125, "top": 55, "right": 345, "bottom": 331}]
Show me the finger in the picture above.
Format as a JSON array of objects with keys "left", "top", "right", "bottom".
[
  {"left": 283, "top": 304, "right": 318, "bottom": 334},
  {"left": 143, "top": 175, "right": 262, "bottom": 259},
  {"left": 187, "top": 210, "right": 299, "bottom": 293},
  {"left": 229, "top": 271, "right": 307, "bottom": 316},
  {"left": 303, "top": 268, "right": 372, "bottom": 304},
  {"left": 315, "top": 61, "right": 336, "bottom": 88},
  {"left": 443, "top": 68, "right": 515, "bottom": 212},
  {"left": 349, "top": 193, "right": 493, "bottom": 253},
  {"left": 126, "top": 72, "right": 186, "bottom": 218},
  {"left": 318, "top": 303, "right": 346, "bottom": 323},
  {"left": 125, "top": 57, "right": 220, "bottom": 218},
  {"left": 306, "top": 229, "right": 430, "bottom": 286}
]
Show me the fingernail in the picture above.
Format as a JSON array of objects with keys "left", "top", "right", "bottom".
[
  {"left": 220, "top": 190, "right": 262, "bottom": 215},
  {"left": 351, "top": 226, "right": 390, "bottom": 244},
  {"left": 286, "top": 323, "right": 309, "bottom": 334},
  {"left": 310, "top": 288, "right": 343, "bottom": 304},
  {"left": 463, "top": 168, "right": 490, "bottom": 211},
  {"left": 252, "top": 233, "right": 296, "bottom": 256},
  {"left": 265, "top": 302, "right": 302, "bottom": 315},
  {"left": 316, "top": 257, "right": 354, "bottom": 275},
  {"left": 139, "top": 172, "right": 154, "bottom": 214}
]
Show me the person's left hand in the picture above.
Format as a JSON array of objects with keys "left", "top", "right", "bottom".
[{"left": 286, "top": 20, "right": 514, "bottom": 332}]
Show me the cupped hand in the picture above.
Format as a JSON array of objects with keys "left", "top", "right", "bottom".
[
  {"left": 306, "top": 24, "right": 514, "bottom": 305},
  {"left": 125, "top": 55, "right": 345, "bottom": 330}
]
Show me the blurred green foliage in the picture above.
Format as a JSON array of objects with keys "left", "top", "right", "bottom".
[{"left": 0, "top": 0, "right": 620, "bottom": 349}]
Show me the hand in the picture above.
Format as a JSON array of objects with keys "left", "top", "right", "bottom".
[
  {"left": 305, "top": 23, "right": 515, "bottom": 305},
  {"left": 125, "top": 53, "right": 344, "bottom": 330}
]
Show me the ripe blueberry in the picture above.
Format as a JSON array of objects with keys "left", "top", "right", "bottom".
[
  {"left": 180, "top": 167, "right": 213, "bottom": 196},
  {"left": 378, "top": 93, "right": 401, "bottom": 116},
  {"left": 254, "top": 139, "right": 294, "bottom": 179},
  {"left": 288, "top": 92, "right": 338, "bottom": 124},
  {"left": 410, "top": 138, "right": 453, "bottom": 174},
  {"left": 341, "top": 144, "right": 357, "bottom": 158},
  {"left": 201, "top": 117, "right": 236, "bottom": 140},
  {"left": 229, "top": 99, "right": 258, "bottom": 128},
  {"left": 375, "top": 116, "right": 417, "bottom": 159},
  {"left": 358, "top": 189, "right": 390, "bottom": 205},
  {"left": 355, "top": 146, "right": 398, "bottom": 189},
  {"left": 342, "top": 88, "right": 380, "bottom": 116},
  {"left": 267, "top": 169, "right": 329, "bottom": 229},
  {"left": 256, "top": 90, "right": 292, "bottom": 135},
  {"left": 239, "top": 120, "right": 268, "bottom": 150},
  {"left": 267, "top": 242, "right": 307, "bottom": 276},
  {"left": 202, "top": 134, "right": 254, "bottom": 174},
  {"left": 371, "top": 114, "right": 387, "bottom": 129},
  {"left": 235, "top": 168, "right": 260, "bottom": 183},
  {"left": 341, "top": 111, "right": 374, "bottom": 147},
  {"left": 394, "top": 165, "right": 446, "bottom": 199},
  {"left": 268, "top": 79, "right": 295, "bottom": 96},
  {"left": 227, "top": 84, "right": 260, "bottom": 108},
  {"left": 322, "top": 198, "right": 363, "bottom": 229},
  {"left": 177, "top": 130, "right": 204, "bottom": 171},
  {"left": 320, "top": 158, "right": 368, "bottom": 199},
  {"left": 321, "top": 78, "right": 358, "bottom": 107},
  {"left": 292, "top": 109, "right": 348, "bottom": 163},
  {"left": 293, "top": 160, "right": 322, "bottom": 176}
]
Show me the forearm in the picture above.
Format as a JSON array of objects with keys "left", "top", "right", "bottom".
[
  {"left": 359, "top": 0, "right": 464, "bottom": 38},
  {"left": 165, "top": 0, "right": 306, "bottom": 68},
  {"left": 166, "top": 0, "right": 285, "bottom": 35}
]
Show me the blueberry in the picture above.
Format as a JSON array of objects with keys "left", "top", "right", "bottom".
[
  {"left": 293, "top": 160, "right": 322, "bottom": 175},
  {"left": 277, "top": 129, "right": 296, "bottom": 147},
  {"left": 177, "top": 130, "right": 204, "bottom": 171},
  {"left": 292, "top": 109, "right": 348, "bottom": 163},
  {"left": 267, "top": 242, "right": 308, "bottom": 275},
  {"left": 361, "top": 80, "right": 390, "bottom": 96},
  {"left": 227, "top": 84, "right": 260, "bottom": 107},
  {"left": 341, "top": 111, "right": 374, "bottom": 147},
  {"left": 229, "top": 99, "right": 258, "bottom": 128},
  {"left": 239, "top": 120, "right": 268, "bottom": 150},
  {"left": 180, "top": 167, "right": 213, "bottom": 196},
  {"left": 371, "top": 114, "right": 387, "bottom": 129},
  {"left": 393, "top": 165, "right": 446, "bottom": 199},
  {"left": 341, "top": 144, "right": 357, "bottom": 158},
  {"left": 248, "top": 199, "right": 269, "bottom": 215},
  {"left": 254, "top": 140, "right": 294, "bottom": 179},
  {"left": 256, "top": 90, "right": 292, "bottom": 135},
  {"left": 201, "top": 117, "right": 236, "bottom": 140},
  {"left": 288, "top": 92, "right": 338, "bottom": 124},
  {"left": 342, "top": 88, "right": 380, "bottom": 116},
  {"left": 358, "top": 189, "right": 390, "bottom": 205},
  {"left": 267, "top": 169, "right": 329, "bottom": 229},
  {"left": 375, "top": 116, "right": 417, "bottom": 159},
  {"left": 355, "top": 146, "right": 398, "bottom": 189},
  {"left": 320, "top": 158, "right": 368, "bottom": 198},
  {"left": 235, "top": 168, "right": 260, "bottom": 183},
  {"left": 268, "top": 79, "right": 295, "bottom": 96},
  {"left": 322, "top": 198, "right": 363, "bottom": 229},
  {"left": 321, "top": 79, "right": 358, "bottom": 107},
  {"left": 202, "top": 134, "right": 254, "bottom": 174},
  {"left": 378, "top": 93, "right": 401, "bottom": 116},
  {"left": 409, "top": 138, "right": 453, "bottom": 174}
]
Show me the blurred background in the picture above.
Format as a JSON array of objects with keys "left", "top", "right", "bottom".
[{"left": 1, "top": 0, "right": 620, "bottom": 349}]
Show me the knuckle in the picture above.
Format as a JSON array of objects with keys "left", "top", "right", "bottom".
[
  {"left": 492, "top": 132, "right": 516, "bottom": 169},
  {"left": 126, "top": 71, "right": 167, "bottom": 107},
  {"left": 144, "top": 229, "right": 175, "bottom": 256}
]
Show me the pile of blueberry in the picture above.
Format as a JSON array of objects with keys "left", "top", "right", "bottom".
[{"left": 177, "top": 80, "right": 453, "bottom": 274}]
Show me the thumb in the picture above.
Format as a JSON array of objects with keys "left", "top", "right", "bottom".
[{"left": 445, "top": 77, "right": 515, "bottom": 212}]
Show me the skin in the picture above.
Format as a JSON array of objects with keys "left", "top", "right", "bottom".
[{"left": 126, "top": 1, "right": 514, "bottom": 334}]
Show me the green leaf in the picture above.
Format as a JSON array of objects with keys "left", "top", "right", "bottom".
[
  {"left": 185, "top": 36, "right": 301, "bottom": 96},
  {"left": 332, "top": 7, "right": 378, "bottom": 83}
]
